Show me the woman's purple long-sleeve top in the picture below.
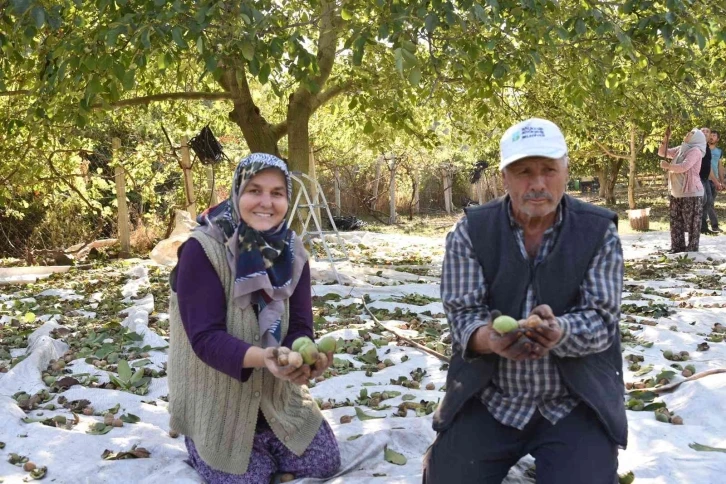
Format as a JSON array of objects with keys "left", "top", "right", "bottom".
[{"left": 174, "top": 238, "right": 314, "bottom": 382}]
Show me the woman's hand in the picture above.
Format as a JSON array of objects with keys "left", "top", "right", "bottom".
[
  {"left": 660, "top": 160, "right": 671, "bottom": 171},
  {"left": 263, "top": 347, "right": 311, "bottom": 385},
  {"left": 309, "top": 351, "right": 334, "bottom": 380}
]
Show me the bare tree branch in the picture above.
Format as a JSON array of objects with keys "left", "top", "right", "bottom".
[
  {"left": 46, "top": 150, "right": 104, "bottom": 216},
  {"left": 594, "top": 139, "right": 631, "bottom": 160},
  {"left": 92, "top": 91, "right": 234, "bottom": 109},
  {"left": 0, "top": 90, "right": 31, "bottom": 97}
]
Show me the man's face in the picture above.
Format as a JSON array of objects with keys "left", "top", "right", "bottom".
[
  {"left": 502, "top": 157, "right": 568, "bottom": 220},
  {"left": 701, "top": 127, "right": 711, "bottom": 138},
  {"left": 710, "top": 132, "right": 720, "bottom": 145}
]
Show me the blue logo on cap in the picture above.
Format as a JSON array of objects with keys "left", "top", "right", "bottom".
[{"left": 512, "top": 131, "right": 520, "bottom": 142}]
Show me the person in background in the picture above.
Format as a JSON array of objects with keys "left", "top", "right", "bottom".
[
  {"left": 707, "top": 130, "right": 723, "bottom": 232},
  {"left": 168, "top": 153, "right": 341, "bottom": 483},
  {"left": 699, "top": 127, "right": 721, "bottom": 235},
  {"left": 660, "top": 127, "right": 706, "bottom": 252}
]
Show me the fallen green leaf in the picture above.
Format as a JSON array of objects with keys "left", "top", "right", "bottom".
[
  {"left": 384, "top": 445, "right": 407, "bottom": 465},
  {"left": 689, "top": 442, "right": 726, "bottom": 453},
  {"left": 347, "top": 434, "right": 363, "bottom": 441},
  {"left": 355, "top": 407, "right": 385, "bottom": 421},
  {"left": 120, "top": 413, "right": 140, "bottom": 424}
]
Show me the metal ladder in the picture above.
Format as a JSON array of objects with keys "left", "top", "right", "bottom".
[{"left": 287, "top": 171, "right": 349, "bottom": 284}]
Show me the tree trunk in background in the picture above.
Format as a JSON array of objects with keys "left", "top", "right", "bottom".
[
  {"left": 334, "top": 167, "right": 341, "bottom": 216},
  {"left": 371, "top": 155, "right": 382, "bottom": 211},
  {"left": 478, "top": 176, "right": 486, "bottom": 204},
  {"left": 491, "top": 173, "right": 500, "bottom": 197},
  {"left": 308, "top": 145, "right": 321, "bottom": 226},
  {"left": 606, "top": 159, "right": 623, "bottom": 205},
  {"left": 113, "top": 138, "right": 130, "bottom": 257},
  {"left": 628, "top": 124, "right": 637, "bottom": 209},
  {"left": 206, "top": 166, "right": 218, "bottom": 207},
  {"left": 412, "top": 168, "right": 420, "bottom": 215},
  {"left": 180, "top": 135, "right": 197, "bottom": 220},
  {"left": 389, "top": 162, "right": 397, "bottom": 225},
  {"left": 597, "top": 166, "right": 607, "bottom": 198},
  {"left": 443, "top": 169, "right": 453, "bottom": 214}
]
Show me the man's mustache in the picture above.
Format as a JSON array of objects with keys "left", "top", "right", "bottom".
[{"left": 523, "top": 191, "right": 553, "bottom": 201}]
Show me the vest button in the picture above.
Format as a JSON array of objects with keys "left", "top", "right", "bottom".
[
  {"left": 270, "top": 417, "right": 277, "bottom": 423},
  {"left": 254, "top": 391, "right": 260, "bottom": 397},
  {"left": 254, "top": 334, "right": 260, "bottom": 341},
  {"left": 284, "top": 435, "right": 290, "bottom": 442}
]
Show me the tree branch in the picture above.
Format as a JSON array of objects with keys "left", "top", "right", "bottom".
[
  {"left": 0, "top": 90, "right": 31, "bottom": 97},
  {"left": 272, "top": 80, "right": 354, "bottom": 141},
  {"left": 594, "top": 140, "right": 631, "bottom": 160},
  {"left": 46, "top": 150, "right": 103, "bottom": 216},
  {"left": 92, "top": 91, "right": 234, "bottom": 109},
  {"left": 311, "top": 80, "right": 354, "bottom": 111},
  {"left": 291, "top": 0, "right": 340, "bottom": 104}
]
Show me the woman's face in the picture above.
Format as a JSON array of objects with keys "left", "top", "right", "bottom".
[
  {"left": 684, "top": 131, "right": 694, "bottom": 143},
  {"left": 238, "top": 168, "right": 289, "bottom": 231}
]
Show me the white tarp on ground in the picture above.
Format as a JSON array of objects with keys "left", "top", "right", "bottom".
[{"left": 1, "top": 230, "right": 725, "bottom": 483}]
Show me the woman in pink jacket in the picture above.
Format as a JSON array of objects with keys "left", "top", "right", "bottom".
[{"left": 659, "top": 127, "right": 707, "bottom": 252}]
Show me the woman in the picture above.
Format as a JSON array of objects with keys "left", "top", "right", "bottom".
[
  {"left": 660, "top": 127, "right": 707, "bottom": 252},
  {"left": 168, "top": 153, "right": 341, "bottom": 483}
]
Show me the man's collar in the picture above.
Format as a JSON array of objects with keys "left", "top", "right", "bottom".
[{"left": 506, "top": 197, "right": 564, "bottom": 230}]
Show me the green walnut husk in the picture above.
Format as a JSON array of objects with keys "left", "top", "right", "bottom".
[
  {"left": 317, "top": 337, "right": 337, "bottom": 353},
  {"left": 492, "top": 315, "right": 519, "bottom": 335},
  {"left": 292, "top": 337, "right": 314, "bottom": 352}
]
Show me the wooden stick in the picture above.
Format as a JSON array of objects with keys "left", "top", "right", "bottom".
[
  {"left": 628, "top": 368, "right": 726, "bottom": 395},
  {"left": 361, "top": 298, "right": 450, "bottom": 363}
]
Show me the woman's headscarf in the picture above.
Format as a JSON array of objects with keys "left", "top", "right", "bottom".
[
  {"left": 673, "top": 128, "right": 707, "bottom": 165},
  {"left": 194, "top": 153, "right": 305, "bottom": 348}
]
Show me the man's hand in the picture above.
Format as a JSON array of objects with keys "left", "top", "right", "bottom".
[
  {"left": 468, "top": 311, "right": 545, "bottom": 361},
  {"left": 523, "top": 304, "right": 563, "bottom": 353}
]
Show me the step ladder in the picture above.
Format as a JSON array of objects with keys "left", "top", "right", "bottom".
[{"left": 287, "top": 171, "right": 349, "bottom": 284}]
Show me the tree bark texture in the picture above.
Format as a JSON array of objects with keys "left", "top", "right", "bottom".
[
  {"left": 389, "top": 163, "right": 397, "bottom": 225},
  {"left": 628, "top": 124, "right": 637, "bottom": 209},
  {"left": 112, "top": 138, "right": 130, "bottom": 257}
]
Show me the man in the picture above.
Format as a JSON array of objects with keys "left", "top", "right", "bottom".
[
  {"left": 699, "top": 127, "right": 721, "bottom": 235},
  {"left": 423, "top": 118, "right": 626, "bottom": 484},
  {"left": 707, "top": 130, "right": 723, "bottom": 232}
]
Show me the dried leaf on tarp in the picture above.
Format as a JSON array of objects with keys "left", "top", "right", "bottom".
[
  {"left": 689, "top": 442, "right": 726, "bottom": 453},
  {"left": 401, "top": 394, "right": 416, "bottom": 401},
  {"left": 29, "top": 466, "right": 47, "bottom": 480},
  {"left": 55, "top": 377, "right": 80, "bottom": 389},
  {"left": 105, "top": 403, "right": 121, "bottom": 415},
  {"left": 67, "top": 399, "right": 91, "bottom": 413},
  {"left": 347, "top": 434, "right": 363, "bottom": 441},
  {"left": 86, "top": 423, "right": 112, "bottom": 435},
  {"left": 634, "top": 364, "right": 653, "bottom": 376},
  {"left": 354, "top": 407, "right": 385, "bottom": 421},
  {"left": 383, "top": 445, "right": 407, "bottom": 465},
  {"left": 102, "top": 445, "right": 151, "bottom": 460}
]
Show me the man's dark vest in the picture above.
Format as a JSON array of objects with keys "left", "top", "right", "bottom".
[{"left": 432, "top": 194, "right": 627, "bottom": 447}]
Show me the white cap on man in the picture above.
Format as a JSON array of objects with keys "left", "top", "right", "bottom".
[{"left": 499, "top": 118, "right": 568, "bottom": 171}]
